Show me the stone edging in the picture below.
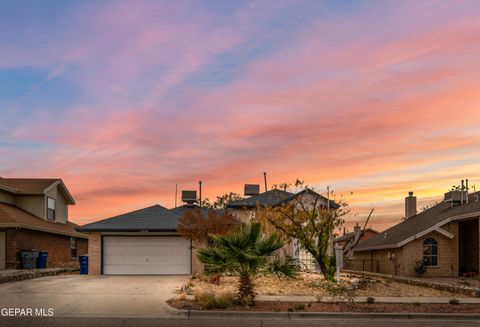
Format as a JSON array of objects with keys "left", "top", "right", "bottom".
[
  {"left": 343, "top": 270, "right": 480, "bottom": 297},
  {"left": 0, "top": 267, "right": 78, "bottom": 284}
]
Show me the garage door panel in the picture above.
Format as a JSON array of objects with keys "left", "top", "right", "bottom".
[
  {"left": 102, "top": 236, "right": 191, "bottom": 275},
  {"left": 103, "top": 263, "right": 191, "bottom": 275}
]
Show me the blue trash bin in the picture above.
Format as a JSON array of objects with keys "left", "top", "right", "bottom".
[
  {"left": 79, "top": 256, "right": 88, "bottom": 274},
  {"left": 37, "top": 252, "right": 48, "bottom": 269}
]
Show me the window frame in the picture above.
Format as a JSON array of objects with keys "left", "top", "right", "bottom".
[
  {"left": 422, "top": 237, "right": 438, "bottom": 267},
  {"left": 47, "top": 197, "right": 56, "bottom": 221},
  {"left": 70, "top": 237, "right": 78, "bottom": 258}
]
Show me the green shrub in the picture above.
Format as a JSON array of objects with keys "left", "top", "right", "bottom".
[
  {"left": 316, "top": 281, "right": 356, "bottom": 304},
  {"left": 195, "top": 291, "right": 235, "bottom": 309},
  {"left": 366, "top": 297, "right": 375, "bottom": 304},
  {"left": 414, "top": 259, "right": 427, "bottom": 275},
  {"left": 449, "top": 298, "right": 460, "bottom": 305}
]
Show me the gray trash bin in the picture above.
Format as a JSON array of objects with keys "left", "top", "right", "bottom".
[{"left": 20, "top": 250, "right": 39, "bottom": 269}]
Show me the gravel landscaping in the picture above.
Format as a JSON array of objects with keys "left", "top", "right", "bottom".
[
  {"left": 184, "top": 273, "right": 467, "bottom": 298},
  {"left": 169, "top": 299, "right": 480, "bottom": 313}
]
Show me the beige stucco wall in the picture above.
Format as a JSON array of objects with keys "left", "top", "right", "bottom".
[
  {"left": 45, "top": 186, "right": 68, "bottom": 224},
  {"left": 15, "top": 195, "right": 45, "bottom": 219},
  {"left": 0, "top": 190, "right": 15, "bottom": 205}
]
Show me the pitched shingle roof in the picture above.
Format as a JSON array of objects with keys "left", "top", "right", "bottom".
[
  {"left": 226, "top": 189, "right": 295, "bottom": 208},
  {"left": 355, "top": 193, "right": 480, "bottom": 252},
  {"left": 0, "top": 203, "right": 87, "bottom": 238},
  {"left": 0, "top": 177, "right": 75, "bottom": 204},
  {"left": 170, "top": 204, "right": 223, "bottom": 217},
  {"left": 226, "top": 188, "right": 338, "bottom": 209},
  {"left": 76, "top": 204, "right": 180, "bottom": 232}
]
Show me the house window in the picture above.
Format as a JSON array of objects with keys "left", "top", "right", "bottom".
[
  {"left": 423, "top": 237, "right": 438, "bottom": 266},
  {"left": 47, "top": 197, "right": 56, "bottom": 221},
  {"left": 70, "top": 237, "right": 77, "bottom": 258}
]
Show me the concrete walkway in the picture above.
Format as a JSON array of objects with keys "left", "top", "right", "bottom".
[{"left": 255, "top": 295, "right": 480, "bottom": 303}]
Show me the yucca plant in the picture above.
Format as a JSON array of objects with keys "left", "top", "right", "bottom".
[{"left": 197, "top": 223, "right": 297, "bottom": 305}]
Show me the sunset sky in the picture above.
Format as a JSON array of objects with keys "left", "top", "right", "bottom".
[{"left": 1, "top": 1, "right": 480, "bottom": 231}]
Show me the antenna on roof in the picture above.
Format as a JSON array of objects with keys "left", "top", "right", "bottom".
[
  {"left": 175, "top": 183, "right": 178, "bottom": 208},
  {"left": 327, "top": 186, "right": 330, "bottom": 210},
  {"left": 199, "top": 181, "right": 203, "bottom": 208},
  {"left": 263, "top": 172, "right": 268, "bottom": 192}
]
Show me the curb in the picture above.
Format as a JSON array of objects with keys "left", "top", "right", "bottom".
[{"left": 185, "top": 310, "right": 480, "bottom": 320}]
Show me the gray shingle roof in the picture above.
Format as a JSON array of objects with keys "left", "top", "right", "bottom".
[
  {"left": 226, "top": 189, "right": 294, "bottom": 208},
  {"left": 226, "top": 188, "right": 338, "bottom": 209},
  {"left": 170, "top": 204, "right": 223, "bottom": 217},
  {"left": 355, "top": 193, "right": 480, "bottom": 251},
  {"left": 76, "top": 204, "right": 180, "bottom": 232}
]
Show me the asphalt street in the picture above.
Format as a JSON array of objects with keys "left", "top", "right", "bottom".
[{"left": 1, "top": 317, "right": 479, "bottom": 327}]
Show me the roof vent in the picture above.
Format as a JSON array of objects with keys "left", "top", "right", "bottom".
[
  {"left": 244, "top": 184, "right": 260, "bottom": 196},
  {"left": 182, "top": 190, "right": 197, "bottom": 205}
]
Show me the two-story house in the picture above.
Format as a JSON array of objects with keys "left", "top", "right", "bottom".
[
  {"left": 227, "top": 186, "right": 338, "bottom": 271},
  {"left": 0, "top": 178, "right": 88, "bottom": 270}
]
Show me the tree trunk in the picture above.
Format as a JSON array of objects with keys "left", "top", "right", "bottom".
[
  {"left": 238, "top": 274, "right": 255, "bottom": 306},
  {"left": 315, "top": 255, "right": 334, "bottom": 281}
]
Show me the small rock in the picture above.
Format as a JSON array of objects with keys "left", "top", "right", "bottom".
[{"left": 185, "top": 287, "right": 194, "bottom": 295}]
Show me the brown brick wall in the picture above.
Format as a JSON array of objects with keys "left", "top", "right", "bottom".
[
  {"left": 4, "top": 228, "right": 87, "bottom": 269},
  {"left": 352, "top": 222, "right": 460, "bottom": 277},
  {"left": 398, "top": 222, "right": 458, "bottom": 277},
  {"left": 191, "top": 241, "right": 203, "bottom": 275},
  {"left": 87, "top": 232, "right": 101, "bottom": 275}
]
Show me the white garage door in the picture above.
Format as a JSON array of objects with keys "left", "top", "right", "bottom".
[{"left": 103, "top": 236, "right": 191, "bottom": 275}]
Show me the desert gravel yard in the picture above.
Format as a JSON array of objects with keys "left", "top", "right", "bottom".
[{"left": 185, "top": 273, "right": 467, "bottom": 298}]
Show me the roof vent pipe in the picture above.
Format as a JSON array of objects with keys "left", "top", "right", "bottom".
[
  {"left": 461, "top": 180, "right": 465, "bottom": 204},
  {"left": 263, "top": 172, "right": 268, "bottom": 192},
  {"left": 466, "top": 179, "right": 469, "bottom": 204}
]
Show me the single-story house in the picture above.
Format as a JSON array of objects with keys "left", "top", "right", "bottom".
[
  {"left": 352, "top": 189, "right": 480, "bottom": 277},
  {"left": 0, "top": 178, "right": 88, "bottom": 270},
  {"left": 77, "top": 204, "right": 197, "bottom": 275}
]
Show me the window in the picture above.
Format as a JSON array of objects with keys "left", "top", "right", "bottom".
[
  {"left": 423, "top": 237, "right": 438, "bottom": 266},
  {"left": 70, "top": 238, "right": 77, "bottom": 258},
  {"left": 47, "top": 197, "right": 55, "bottom": 221}
]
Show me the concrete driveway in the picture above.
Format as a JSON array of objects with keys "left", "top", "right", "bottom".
[{"left": 0, "top": 275, "right": 189, "bottom": 318}]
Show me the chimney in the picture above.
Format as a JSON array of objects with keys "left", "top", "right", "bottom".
[
  {"left": 405, "top": 191, "right": 417, "bottom": 219},
  {"left": 466, "top": 179, "right": 469, "bottom": 204},
  {"left": 353, "top": 223, "right": 361, "bottom": 244}
]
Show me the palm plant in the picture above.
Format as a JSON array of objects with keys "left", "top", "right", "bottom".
[{"left": 197, "top": 223, "right": 297, "bottom": 305}]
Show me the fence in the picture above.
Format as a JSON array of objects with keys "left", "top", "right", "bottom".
[{"left": 343, "top": 259, "right": 379, "bottom": 273}]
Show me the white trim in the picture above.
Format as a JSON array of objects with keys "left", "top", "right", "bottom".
[
  {"left": 434, "top": 227, "right": 454, "bottom": 239},
  {"left": 354, "top": 211, "right": 480, "bottom": 251}
]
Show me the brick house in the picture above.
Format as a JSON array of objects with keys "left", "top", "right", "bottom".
[
  {"left": 334, "top": 225, "right": 378, "bottom": 260},
  {"left": 227, "top": 187, "right": 338, "bottom": 270},
  {"left": 77, "top": 204, "right": 196, "bottom": 275},
  {"left": 0, "top": 178, "right": 88, "bottom": 270},
  {"left": 351, "top": 189, "right": 480, "bottom": 277}
]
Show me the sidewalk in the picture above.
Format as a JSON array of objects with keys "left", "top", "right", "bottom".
[{"left": 256, "top": 295, "right": 480, "bottom": 304}]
